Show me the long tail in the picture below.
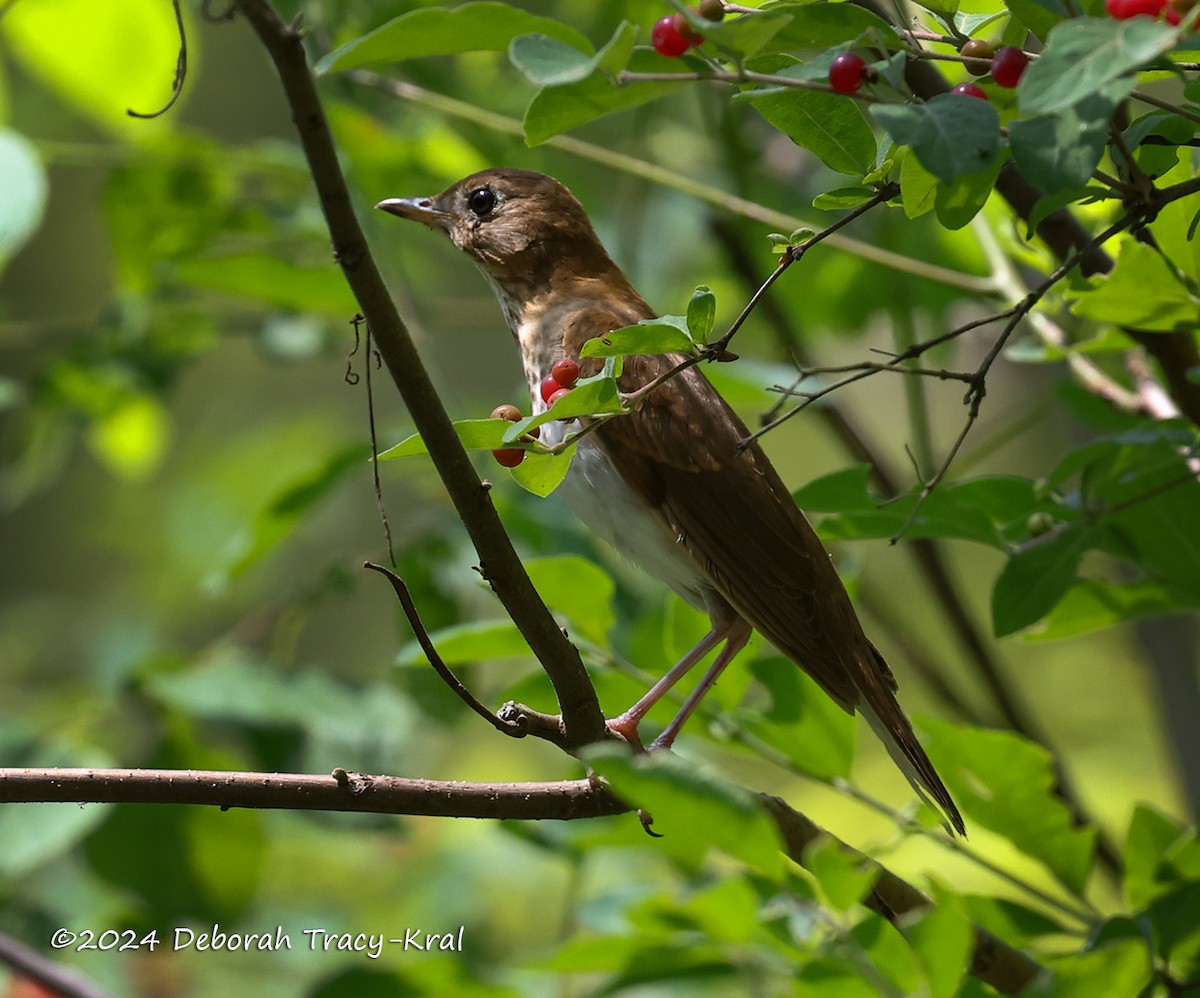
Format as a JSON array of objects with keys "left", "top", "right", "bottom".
[{"left": 858, "top": 672, "right": 966, "bottom": 836}]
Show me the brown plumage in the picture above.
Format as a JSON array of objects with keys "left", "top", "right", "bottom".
[{"left": 379, "top": 168, "right": 965, "bottom": 836}]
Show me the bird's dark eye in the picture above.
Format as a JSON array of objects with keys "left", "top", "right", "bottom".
[{"left": 468, "top": 187, "right": 496, "bottom": 216}]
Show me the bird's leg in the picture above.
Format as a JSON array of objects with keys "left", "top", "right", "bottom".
[
  {"left": 649, "top": 619, "right": 751, "bottom": 751},
  {"left": 606, "top": 627, "right": 725, "bottom": 749},
  {"left": 606, "top": 616, "right": 751, "bottom": 750}
]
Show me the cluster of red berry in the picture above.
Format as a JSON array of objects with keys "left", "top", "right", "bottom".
[
  {"left": 490, "top": 358, "right": 582, "bottom": 468},
  {"left": 651, "top": 0, "right": 724, "bottom": 57},
  {"left": 540, "top": 357, "right": 580, "bottom": 406},
  {"left": 828, "top": 44, "right": 1029, "bottom": 101}
]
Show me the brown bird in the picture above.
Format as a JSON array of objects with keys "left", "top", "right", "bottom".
[{"left": 378, "top": 169, "right": 965, "bottom": 835}]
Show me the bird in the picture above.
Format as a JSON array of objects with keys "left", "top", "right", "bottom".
[{"left": 377, "top": 168, "right": 965, "bottom": 836}]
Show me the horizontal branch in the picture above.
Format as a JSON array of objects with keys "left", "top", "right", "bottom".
[
  {"left": 0, "top": 767, "right": 1043, "bottom": 995},
  {"left": 0, "top": 767, "right": 626, "bottom": 819}
]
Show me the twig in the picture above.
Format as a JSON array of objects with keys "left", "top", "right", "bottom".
[
  {"left": 362, "top": 561, "right": 537, "bottom": 740},
  {"left": 127, "top": 0, "right": 188, "bottom": 118},
  {"left": 1131, "top": 88, "right": 1200, "bottom": 128},
  {"left": 357, "top": 318, "right": 396, "bottom": 568},
  {"left": 0, "top": 931, "right": 115, "bottom": 998}
]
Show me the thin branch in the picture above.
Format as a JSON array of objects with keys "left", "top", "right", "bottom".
[
  {"left": 0, "top": 931, "right": 115, "bottom": 998},
  {"left": 1131, "top": 88, "right": 1200, "bottom": 128},
  {"left": 363, "top": 561, "right": 542, "bottom": 740},
  {"left": 127, "top": 0, "right": 188, "bottom": 119},
  {"left": 231, "top": 0, "right": 605, "bottom": 747}
]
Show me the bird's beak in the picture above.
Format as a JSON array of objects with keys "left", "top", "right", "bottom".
[{"left": 375, "top": 196, "right": 450, "bottom": 231}]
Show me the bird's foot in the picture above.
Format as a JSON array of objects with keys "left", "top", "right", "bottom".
[{"left": 605, "top": 714, "right": 645, "bottom": 752}]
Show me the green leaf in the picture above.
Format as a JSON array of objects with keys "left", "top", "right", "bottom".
[
  {"left": 872, "top": 95, "right": 1000, "bottom": 182},
  {"left": 1029, "top": 579, "right": 1194, "bottom": 640},
  {"left": 1125, "top": 803, "right": 1189, "bottom": 908},
  {"left": 765, "top": 2, "right": 900, "bottom": 50},
  {"left": 502, "top": 371, "right": 625, "bottom": 441},
  {"left": 579, "top": 319, "right": 696, "bottom": 358},
  {"left": 992, "top": 527, "right": 1088, "bottom": 636},
  {"left": 582, "top": 744, "right": 784, "bottom": 877},
  {"left": 316, "top": 2, "right": 593, "bottom": 74},
  {"left": 523, "top": 47, "right": 690, "bottom": 145},
  {"left": 750, "top": 87, "right": 877, "bottom": 175},
  {"left": 1009, "top": 86, "right": 1123, "bottom": 194},
  {"left": 0, "top": 130, "right": 46, "bottom": 267},
  {"left": 1070, "top": 238, "right": 1200, "bottom": 331},
  {"left": 525, "top": 555, "right": 615, "bottom": 645},
  {"left": 959, "top": 895, "right": 1069, "bottom": 947},
  {"left": 899, "top": 148, "right": 938, "bottom": 219},
  {"left": 510, "top": 443, "right": 576, "bottom": 497},
  {"left": 175, "top": 254, "right": 356, "bottom": 315},
  {"left": 219, "top": 443, "right": 368, "bottom": 581},
  {"left": 919, "top": 719, "right": 1097, "bottom": 895},
  {"left": 1031, "top": 939, "right": 1153, "bottom": 998},
  {"left": 1005, "top": 0, "right": 1064, "bottom": 41},
  {"left": 1027, "top": 186, "right": 1110, "bottom": 240},
  {"left": 803, "top": 836, "right": 878, "bottom": 911},
  {"left": 812, "top": 187, "right": 876, "bottom": 211},
  {"left": 686, "top": 286, "right": 717, "bottom": 342},
  {"left": 741, "top": 656, "right": 855, "bottom": 778},
  {"left": 1018, "top": 18, "right": 1179, "bottom": 115},
  {"left": 509, "top": 21, "right": 636, "bottom": 87},
  {"left": 508, "top": 33, "right": 593, "bottom": 86},
  {"left": 670, "top": 2, "right": 794, "bottom": 56},
  {"left": 397, "top": 618, "right": 527, "bottom": 666},
  {"left": 379, "top": 418, "right": 512, "bottom": 459},
  {"left": 934, "top": 158, "right": 1003, "bottom": 230},
  {"left": 904, "top": 890, "right": 972, "bottom": 998}
]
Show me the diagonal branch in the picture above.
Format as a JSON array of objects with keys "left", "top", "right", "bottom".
[{"left": 231, "top": 0, "right": 605, "bottom": 747}]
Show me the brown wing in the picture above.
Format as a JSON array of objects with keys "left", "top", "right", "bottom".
[{"left": 564, "top": 308, "right": 866, "bottom": 710}]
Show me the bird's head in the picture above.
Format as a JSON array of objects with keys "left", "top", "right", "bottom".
[{"left": 376, "top": 168, "right": 636, "bottom": 327}]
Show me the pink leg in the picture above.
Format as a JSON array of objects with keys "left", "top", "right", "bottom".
[
  {"left": 649, "top": 620, "right": 751, "bottom": 751},
  {"left": 607, "top": 617, "right": 751, "bottom": 750}
]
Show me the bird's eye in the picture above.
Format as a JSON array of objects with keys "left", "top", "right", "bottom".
[{"left": 468, "top": 187, "right": 496, "bottom": 216}]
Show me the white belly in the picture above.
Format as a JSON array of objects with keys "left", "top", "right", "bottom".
[{"left": 541, "top": 420, "right": 708, "bottom": 609}]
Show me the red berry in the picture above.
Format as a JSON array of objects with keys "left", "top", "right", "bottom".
[
  {"left": 551, "top": 358, "right": 580, "bottom": 388},
  {"left": 991, "top": 47, "right": 1029, "bottom": 88},
  {"left": 1107, "top": 0, "right": 1167, "bottom": 16},
  {"left": 828, "top": 53, "right": 866, "bottom": 95},
  {"left": 491, "top": 403, "right": 523, "bottom": 422},
  {"left": 540, "top": 374, "right": 562, "bottom": 403},
  {"left": 952, "top": 82, "right": 989, "bottom": 100},
  {"left": 652, "top": 16, "right": 691, "bottom": 57},
  {"left": 492, "top": 448, "right": 524, "bottom": 468},
  {"left": 674, "top": 12, "right": 705, "bottom": 47},
  {"left": 547, "top": 387, "right": 571, "bottom": 407},
  {"left": 1165, "top": 4, "right": 1183, "bottom": 22}
]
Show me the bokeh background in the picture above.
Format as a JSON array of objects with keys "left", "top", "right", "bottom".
[{"left": 1, "top": 1, "right": 1195, "bottom": 995}]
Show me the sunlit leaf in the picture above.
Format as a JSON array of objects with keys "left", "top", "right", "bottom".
[
  {"left": 919, "top": 720, "right": 1097, "bottom": 895},
  {"left": 317, "top": 2, "right": 592, "bottom": 73}
]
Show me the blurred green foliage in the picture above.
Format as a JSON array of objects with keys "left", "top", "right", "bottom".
[{"left": 1, "top": 1, "right": 1198, "bottom": 996}]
